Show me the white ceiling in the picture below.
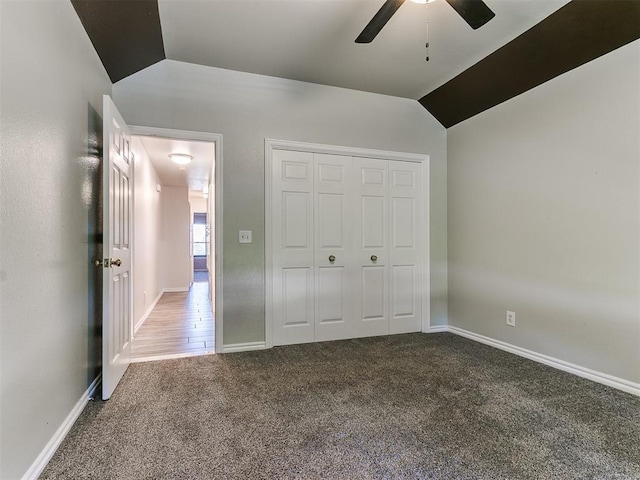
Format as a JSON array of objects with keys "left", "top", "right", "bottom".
[
  {"left": 138, "top": 135, "right": 215, "bottom": 192},
  {"left": 158, "top": 0, "right": 570, "bottom": 100}
]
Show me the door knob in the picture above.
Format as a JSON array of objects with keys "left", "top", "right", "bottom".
[
  {"left": 95, "top": 259, "right": 107, "bottom": 268},
  {"left": 110, "top": 258, "right": 122, "bottom": 267},
  {"left": 371, "top": 255, "right": 378, "bottom": 262},
  {"left": 328, "top": 255, "right": 336, "bottom": 263}
]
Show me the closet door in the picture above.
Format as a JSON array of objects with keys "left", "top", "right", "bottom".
[
  {"left": 270, "top": 146, "right": 426, "bottom": 346},
  {"left": 352, "top": 157, "right": 390, "bottom": 337},
  {"left": 314, "top": 154, "right": 354, "bottom": 341},
  {"left": 272, "top": 150, "right": 315, "bottom": 345},
  {"left": 389, "top": 160, "right": 423, "bottom": 334}
]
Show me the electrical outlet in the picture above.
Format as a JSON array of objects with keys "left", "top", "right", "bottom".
[{"left": 506, "top": 310, "right": 516, "bottom": 327}]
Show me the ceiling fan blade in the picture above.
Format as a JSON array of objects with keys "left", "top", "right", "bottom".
[
  {"left": 355, "top": 0, "right": 407, "bottom": 43},
  {"left": 445, "top": 0, "right": 495, "bottom": 30}
]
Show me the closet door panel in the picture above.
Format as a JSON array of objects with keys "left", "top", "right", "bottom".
[
  {"left": 361, "top": 266, "right": 386, "bottom": 322},
  {"left": 314, "top": 154, "right": 354, "bottom": 341},
  {"left": 272, "top": 150, "right": 315, "bottom": 345},
  {"left": 352, "top": 157, "right": 389, "bottom": 337},
  {"left": 389, "top": 160, "right": 423, "bottom": 334}
]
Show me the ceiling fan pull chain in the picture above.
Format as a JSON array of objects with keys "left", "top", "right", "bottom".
[{"left": 425, "top": 3, "right": 430, "bottom": 62}]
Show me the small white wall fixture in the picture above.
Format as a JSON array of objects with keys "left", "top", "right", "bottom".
[
  {"left": 129, "top": 126, "right": 223, "bottom": 354},
  {"left": 264, "top": 138, "right": 430, "bottom": 349}
]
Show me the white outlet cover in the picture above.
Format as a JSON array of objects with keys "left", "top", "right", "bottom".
[
  {"left": 239, "top": 230, "right": 252, "bottom": 244},
  {"left": 506, "top": 310, "right": 516, "bottom": 327}
]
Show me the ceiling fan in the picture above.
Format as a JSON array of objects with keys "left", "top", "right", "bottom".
[{"left": 355, "top": 0, "right": 495, "bottom": 43}]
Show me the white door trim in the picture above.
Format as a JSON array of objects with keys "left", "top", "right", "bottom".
[
  {"left": 129, "top": 125, "right": 224, "bottom": 354},
  {"left": 265, "top": 138, "right": 430, "bottom": 349}
]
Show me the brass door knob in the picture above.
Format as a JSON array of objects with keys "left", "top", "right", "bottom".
[
  {"left": 110, "top": 258, "right": 122, "bottom": 267},
  {"left": 328, "top": 255, "right": 336, "bottom": 263},
  {"left": 371, "top": 255, "right": 378, "bottom": 262}
]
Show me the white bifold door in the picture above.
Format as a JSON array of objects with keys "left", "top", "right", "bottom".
[{"left": 271, "top": 149, "right": 424, "bottom": 346}]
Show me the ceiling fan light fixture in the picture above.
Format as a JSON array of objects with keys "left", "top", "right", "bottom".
[
  {"left": 169, "top": 153, "right": 192, "bottom": 165},
  {"left": 411, "top": 0, "right": 436, "bottom": 4}
]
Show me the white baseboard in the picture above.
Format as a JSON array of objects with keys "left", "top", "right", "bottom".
[
  {"left": 134, "top": 290, "right": 163, "bottom": 333},
  {"left": 22, "top": 374, "right": 102, "bottom": 480},
  {"left": 425, "top": 325, "right": 448, "bottom": 333},
  {"left": 163, "top": 287, "right": 189, "bottom": 293},
  {"left": 222, "top": 341, "right": 266, "bottom": 353},
  {"left": 448, "top": 326, "right": 640, "bottom": 397}
]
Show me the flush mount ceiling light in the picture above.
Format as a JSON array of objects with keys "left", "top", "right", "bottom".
[{"left": 169, "top": 153, "right": 192, "bottom": 165}]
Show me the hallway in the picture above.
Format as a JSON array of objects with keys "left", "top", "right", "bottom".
[{"left": 131, "top": 277, "right": 214, "bottom": 362}]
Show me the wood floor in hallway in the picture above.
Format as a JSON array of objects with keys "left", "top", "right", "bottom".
[{"left": 131, "top": 278, "right": 214, "bottom": 362}]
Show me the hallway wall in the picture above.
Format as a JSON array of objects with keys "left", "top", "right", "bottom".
[
  {"left": 161, "top": 186, "right": 191, "bottom": 290},
  {"left": 190, "top": 196, "right": 207, "bottom": 213},
  {"left": 133, "top": 137, "right": 163, "bottom": 329}
]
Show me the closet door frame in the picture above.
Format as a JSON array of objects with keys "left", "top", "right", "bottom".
[{"left": 265, "top": 138, "right": 430, "bottom": 349}]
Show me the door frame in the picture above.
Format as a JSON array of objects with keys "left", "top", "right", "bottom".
[
  {"left": 264, "top": 138, "right": 430, "bottom": 349},
  {"left": 130, "top": 125, "right": 224, "bottom": 354}
]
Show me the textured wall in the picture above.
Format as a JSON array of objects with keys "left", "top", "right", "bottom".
[
  {"left": 132, "top": 137, "right": 162, "bottom": 328},
  {"left": 0, "top": 1, "right": 112, "bottom": 478},
  {"left": 114, "top": 60, "right": 448, "bottom": 345},
  {"left": 448, "top": 40, "right": 640, "bottom": 383}
]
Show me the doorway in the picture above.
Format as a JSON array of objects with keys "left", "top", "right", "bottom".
[
  {"left": 128, "top": 127, "right": 223, "bottom": 360},
  {"left": 191, "top": 213, "right": 209, "bottom": 282}
]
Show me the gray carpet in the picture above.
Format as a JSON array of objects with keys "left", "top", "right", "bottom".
[{"left": 41, "top": 333, "right": 640, "bottom": 479}]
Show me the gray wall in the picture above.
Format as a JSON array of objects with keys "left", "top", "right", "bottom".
[
  {"left": 0, "top": 1, "right": 112, "bottom": 478},
  {"left": 448, "top": 40, "right": 640, "bottom": 383},
  {"left": 114, "top": 60, "right": 448, "bottom": 345}
]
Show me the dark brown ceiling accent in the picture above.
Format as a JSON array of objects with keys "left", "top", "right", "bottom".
[
  {"left": 419, "top": 0, "right": 640, "bottom": 128},
  {"left": 71, "top": 0, "right": 165, "bottom": 83}
]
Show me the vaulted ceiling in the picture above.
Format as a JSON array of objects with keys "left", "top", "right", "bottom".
[{"left": 72, "top": 0, "right": 640, "bottom": 127}]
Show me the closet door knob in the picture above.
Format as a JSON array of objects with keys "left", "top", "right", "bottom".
[
  {"left": 329, "top": 255, "right": 336, "bottom": 263},
  {"left": 371, "top": 255, "right": 377, "bottom": 262}
]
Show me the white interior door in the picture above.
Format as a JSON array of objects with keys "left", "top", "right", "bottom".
[
  {"left": 314, "top": 154, "right": 354, "bottom": 342},
  {"left": 102, "top": 95, "right": 132, "bottom": 400},
  {"left": 353, "top": 157, "right": 390, "bottom": 337},
  {"left": 389, "top": 160, "right": 423, "bottom": 334},
  {"left": 272, "top": 150, "right": 315, "bottom": 345}
]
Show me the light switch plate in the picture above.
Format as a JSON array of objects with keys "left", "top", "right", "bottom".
[{"left": 239, "top": 230, "right": 252, "bottom": 244}]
